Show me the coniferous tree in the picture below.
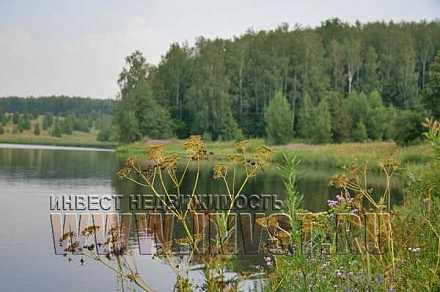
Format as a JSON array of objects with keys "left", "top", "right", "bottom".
[
  {"left": 366, "top": 90, "right": 387, "bottom": 140},
  {"left": 311, "top": 98, "right": 332, "bottom": 144},
  {"left": 328, "top": 91, "right": 352, "bottom": 142},
  {"left": 264, "top": 91, "right": 293, "bottom": 145},
  {"left": 297, "top": 93, "right": 314, "bottom": 139},
  {"left": 424, "top": 50, "right": 440, "bottom": 119},
  {"left": 353, "top": 121, "right": 368, "bottom": 142}
]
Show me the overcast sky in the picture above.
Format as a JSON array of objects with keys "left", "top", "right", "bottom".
[{"left": 1, "top": 0, "right": 439, "bottom": 99}]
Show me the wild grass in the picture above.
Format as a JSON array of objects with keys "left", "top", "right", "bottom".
[
  {"left": 117, "top": 139, "right": 432, "bottom": 170},
  {"left": 61, "top": 120, "right": 440, "bottom": 291}
]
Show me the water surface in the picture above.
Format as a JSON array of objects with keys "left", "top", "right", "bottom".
[{"left": 0, "top": 144, "right": 403, "bottom": 291}]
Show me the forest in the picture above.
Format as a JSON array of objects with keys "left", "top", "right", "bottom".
[
  {"left": 114, "top": 18, "right": 440, "bottom": 145},
  {"left": 0, "top": 96, "right": 113, "bottom": 142}
]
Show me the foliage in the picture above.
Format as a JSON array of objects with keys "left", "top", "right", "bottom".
[
  {"left": 296, "top": 92, "right": 314, "bottom": 139},
  {"left": 114, "top": 51, "right": 174, "bottom": 143},
  {"left": 42, "top": 114, "right": 53, "bottom": 130},
  {"left": 392, "top": 110, "right": 425, "bottom": 146},
  {"left": 0, "top": 96, "right": 113, "bottom": 116},
  {"left": 33, "top": 123, "right": 40, "bottom": 136},
  {"left": 264, "top": 91, "right": 293, "bottom": 145},
  {"left": 97, "top": 127, "right": 111, "bottom": 142},
  {"left": 119, "top": 19, "right": 440, "bottom": 144},
  {"left": 264, "top": 122, "right": 440, "bottom": 290},
  {"left": 50, "top": 118, "right": 63, "bottom": 137},
  {"left": 424, "top": 50, "right": 440, "bottom": 119},
  {"left": 352, "top": 120, "right": 368, "bottom": 142},
  {"left": 310, "top": 98, "right": 332, "bottom": 144}
]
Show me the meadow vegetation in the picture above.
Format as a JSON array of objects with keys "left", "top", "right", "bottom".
[
  {"left": 117, "top": 139, "right": 432, "bottom": 171},
  {"left": 58, "top": 119, "right": 440, "bottom": 291}
]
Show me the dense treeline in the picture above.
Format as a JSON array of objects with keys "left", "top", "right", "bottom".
[
  {"left": 0, "top": 96, "right": 115, "bottom": 141},
  {"left": 0, "top": 96, "right": 113, "bottom": 116},
  {"left": 113, "top": 19, "right": 440, "bottom": 144},
  {"left": 0, "top": 111, "right": 113, "bottom": 141}
]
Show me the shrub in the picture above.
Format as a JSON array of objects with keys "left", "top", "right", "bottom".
[
  {"left": 97, "top": 128, "right": 111, "bottom": 142},
  {"left": 392, "top": 110, "right": 424, "bottom": 146},
  {"left": 34, "top": 123, "right": 40, "bottom": 136}
]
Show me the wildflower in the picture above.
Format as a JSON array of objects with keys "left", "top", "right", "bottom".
[
  {"left": 148, "top": 145, "right": 165, "bottom": 163},
  {"left": 183, "top": 135, "right": 207, "bottom": 160},
  {"left": 327, "top": 200, "right": 338, "bottom": 208},
  {"left": 234, "top": 140, "right": 248, "bottom": 153},
  {"left": 213, "top": 164, "right": 228, "bottom": 179},
  {"left": 330, "top": 174, "right": 349, "bottom": 189},
  {"left": 264, "top": 256, "right": 273, "bottom": 266}
]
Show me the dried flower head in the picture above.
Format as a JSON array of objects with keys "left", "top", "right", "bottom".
[
  {"left": 183, "top": 135, "right": 207, "bottom": 160},
  {"left": 330, "top": 174, "right": 350, "bottom": 189},
  {"left": 213, "top": 164, "right": 228, "bottom": 179},
  {"left": 234, "top": 140, "right": 248, "bottom": 153}
]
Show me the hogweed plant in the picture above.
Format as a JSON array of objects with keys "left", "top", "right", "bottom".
[
  {"left": 61, "top": 136, "right": 272, "bottom": 292},
  {"left": 59, "top": 120, "right": 440, "bottom": 291}
]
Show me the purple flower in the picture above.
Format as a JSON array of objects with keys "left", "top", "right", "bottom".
[{"left": 328, "top": 200, "right": 338, "bottom": 207}]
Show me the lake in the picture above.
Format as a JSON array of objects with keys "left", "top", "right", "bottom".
[{"left": 0, "top": 144, "right": 403, "bottom": 291}]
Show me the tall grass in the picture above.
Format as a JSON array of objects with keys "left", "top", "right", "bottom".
[{"left": 118, "top": 139, "right": 432, "bottom": 170}]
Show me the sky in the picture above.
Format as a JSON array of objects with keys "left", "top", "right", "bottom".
[{"left": 1, "top": 0, "right": 439, "bottom": 99}]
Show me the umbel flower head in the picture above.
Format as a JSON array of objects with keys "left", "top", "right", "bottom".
[{"left": 183, "top": 135, "right": 207, "bottom": 160}]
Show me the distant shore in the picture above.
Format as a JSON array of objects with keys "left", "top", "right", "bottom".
[{"left": 0, "top": 133, "right": 117, "bottom": 149}]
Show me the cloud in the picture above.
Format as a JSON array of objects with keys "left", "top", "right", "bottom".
[{"left": 0, "top": 0, "right": 439, "bottom": 98}]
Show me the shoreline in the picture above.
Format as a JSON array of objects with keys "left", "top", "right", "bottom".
[{"left": 0, "top": 140, "right": 117, "bottom": 149}]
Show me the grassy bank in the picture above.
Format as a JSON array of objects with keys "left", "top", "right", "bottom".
[
  {"left": 0, "top": 131, "right": 117, "bottom": 148},
  {"left": 116, "top": 139, "right": 432, "bottom": 170}
]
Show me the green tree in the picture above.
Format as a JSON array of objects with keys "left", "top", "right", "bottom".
[
  {"left": 264, "top": 91, "right": 293, "bottom": 145},
  {"left": 187, "top": 39, "right": 238, "bottom": 140},
  {"left": 114, "top": 107, "right": 140, "bottom": 143},
  {"left": 97, "top": 127, "right": 112, "bottom": 142},
  {"left": 133, "top": 81, "right": 174, "bottom": 139},
  {"left": 310, "top": 98, "right": 332, "bottom": 144},
  {"left": 297, "top": 93, "right": 314, "bottom": 139},
  {"left": 365, "top": 90, "right": 387, "bottom": 140},
  {"left": 12, "top": 113, "right": 19, "bottom": 124},
  {"left": 50, "top": 119, "right": 62, "bottom": 137},
  {"left": 424, "top": 50, "right": 440, "bottom": 119},
  {"left": 328, "top": 91, "right": 352, "bottom": 142},
  {"left": 218, "top": 112, "right": 243, "bottom": 141},
  {"left": 352, "top": 121, "right": 368, "bottom": 142},
  {"left": 18, "top": 114, "right": 30, "bottom": 132},
  {"left": 61, "top": 116, "right": 74, "bottom": 135},
  {"left": 392, "top": 110, "right": 425, "bottom": 146},
  {"left": 34, "top": 123, "right": 40, "bottom": 136},
  {"left": 114, "top": 51, "right": 174, "bottom": 143},
  {"left": 43, "top": 114, "right": 53, "bottom": 130}
]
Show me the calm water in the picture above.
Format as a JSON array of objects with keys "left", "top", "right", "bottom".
[{"left": 0, "top": 144, "right": 403, "bottom": 291}]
